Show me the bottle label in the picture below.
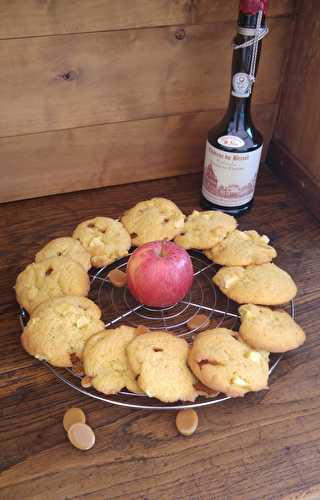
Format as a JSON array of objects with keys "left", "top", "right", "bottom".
[
  {"left": 217, "top": 135, "right": 245, "bottom": 148},
  {"left": 202, "top": 141, "right": 263, "bottom": 207}
]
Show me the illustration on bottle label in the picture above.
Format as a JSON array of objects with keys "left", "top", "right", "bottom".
[
  {"left": 232, "top": 72, "right": 251, "bottom": 98},
  {"left": 217, "top": 135, "right": 245, "bottom": 148},
  {"left": 202, "top": 141, "right": 263, "bottom": 207}
]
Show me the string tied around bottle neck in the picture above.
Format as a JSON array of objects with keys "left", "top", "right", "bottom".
[{"left": 233, "top": 9, "right": 268, "bottom": 85}]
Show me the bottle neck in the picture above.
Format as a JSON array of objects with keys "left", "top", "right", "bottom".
[
  {"left": 226, "top": 10, "right": 266, "bottom": 129},
  {"left": 227, "top": 96, "right": 252, "bottom": 130}
]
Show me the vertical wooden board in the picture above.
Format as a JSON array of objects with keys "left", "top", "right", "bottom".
[
  {"left": 267, "top": 140, "right": 320, "bottom": 221},
  {"left": 0, "top": 105, "right": 276, "bottom": 202},
  {"left": 274, "top": 0, "right": 320, "bottom": 183},
  {"left": 0, "top": 18, "right": 292, "bottom": 137},
  {"left": 0, "top": 0, "right": 296, "bottom": 39}
]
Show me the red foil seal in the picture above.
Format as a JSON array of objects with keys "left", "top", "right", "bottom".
[{"left": 239, "top": 0, "right": 269, "bottom": 15}]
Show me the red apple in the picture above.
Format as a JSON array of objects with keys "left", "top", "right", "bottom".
[{"left": 127, "top": 241, "right": 194, "bottom": 307}]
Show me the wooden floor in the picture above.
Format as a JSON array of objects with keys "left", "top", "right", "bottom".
[{"left": 1, "top": 168, "right": 320, "bottom": 500}]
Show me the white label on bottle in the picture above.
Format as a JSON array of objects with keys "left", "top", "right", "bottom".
[
  {"left": 217, "top": 135, "right": 245, "bottom": 148},
  {"left": 202, "top": 141, "right": 263, "bottom": 207}
]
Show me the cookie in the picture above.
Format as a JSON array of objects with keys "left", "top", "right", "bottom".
[
  {"left": 35, "top": 237, "right": 91, "bottom": 271},
  {"left": 239, "top": 304, "right": 305, "bottom": 352},
  {"left": 73, "top": 217, "right": 131, "bottom": 268},
  {"left": 188, "top": 328, "right": 269, "bottom": 397},
  {"left": 83, "top": 325, "right": 140, "bottom": 395},
  {"left": 121, "top": 197, "right": 185, "bottom": 246},
  {"left": 15, "top": 257, "right": 90, "bottom": 314},
  {"left": 205, "top": 230, "right": 277, "bottom": 266},
  {"left": 213, "top": 263, "right": 297, "bottom": 305},
  {"left": 175, "top": 210, "right": 237, "bottom": 250},
  {"left": 21, "top": 296, "right": 105, "bottom": 367},
  {"left": 126, "top": 331, "right": 198, "bottom": 403}
]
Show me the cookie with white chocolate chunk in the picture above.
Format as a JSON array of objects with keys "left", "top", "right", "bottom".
[
  {"left": 205, "top": 230, "right": 277, "bottom": 266},
  {"left": 73, "top": 217, "right": 131, "bottom": 268},
  {"left": 213, "top": 263, "right": 297, "bottom": 305},
  {"left": 83, "top": 325, "right": 141, "bottom": 395},
  {"left": 126, "top": 331, "right": 198, "bottom": 403},
  {"left": 21, "top": 296, "right": 105, "bottom": 367},
  {"left": 35, "top": 237, "right": 91, "bottom": 271},
  {"left": 188, "top": 328, "right": 269, "bottom": 398},
  {"left": 239, "top": 304, "right": 305, "bottom": 353},
  {"left": 121, "top": 197, "right": 185, "bottom": 246},
  {"left": 175, "top": 210, "right": 237, "bottom": 250},
  {"left": 15, "top": 257, "right": 90, "bottom": 314}
]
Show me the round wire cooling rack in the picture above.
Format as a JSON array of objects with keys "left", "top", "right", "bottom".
[{"left": 19, "top": 250, "right": 294, "bottom": 411}]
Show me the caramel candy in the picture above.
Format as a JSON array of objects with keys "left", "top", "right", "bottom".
[
  {"left": 194, "top": 380, "right": 220, "bottom": 398},
  {"left": 63, "top": 407, "right": 86, "bottom": 432},
  {"left": 187, "top": 314, "right": 210, "bottom": 331},
  {"left": 70, "top": 353, "right": 84, "bottom": 377},
  {"left": 68, "top": 422, "right": 95, "bottom": 451},
  {"left": 176, "top": 409, "right": 199, "bottom": 436},
  {"left": 107, "top": 269, "right": 127, "bottom": 287},
  {"left": 136, "top": 324, "right": 150, "bottom": 335},
  {"left": 81, "top": 376, "right": 93, "bottom": 388}
]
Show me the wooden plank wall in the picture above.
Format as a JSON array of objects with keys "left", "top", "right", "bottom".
[
  {"left": 0, "top": 0, "right": 296, "bottom": 202},
  {"left": 267, "top": 0, "right": 320, "bottom": 220}
]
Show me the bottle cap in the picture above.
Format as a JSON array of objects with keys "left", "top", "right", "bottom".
[{"left": 239, "top": 0, "right": 269, "bottom": 15}]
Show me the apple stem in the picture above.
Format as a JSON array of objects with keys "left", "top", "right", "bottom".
[{"left": 160, "top": 240, "right": 166, "bottom": 257}]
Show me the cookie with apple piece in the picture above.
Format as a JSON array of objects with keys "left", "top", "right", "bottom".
[
  {"left": 204, "top": 229, "right": 277, "bottom": 266},
  {"left": 213, "top": 263, "right": 297, "bottom": 305},
  {"left": 21, "top": 296, "right": 105, "bottom": 367},
  {"left": 73, "top": 216, "right": 131, "bottom": 268},
  {"left": 15, "top": 257, "right": 90, "bottom": 314},
  {"left": 35, "top": 237, "right": 91, "bottom": 271},
  {"left": 121, "top": 197, "right": 185, "bottom": 246},
  {"left": 239, "top": 304, "right": 305, "bottom": 353},
  {"left": 188, "top": 328, "right": 269, "bottom": 398},
  {"left": 175, "top": 210, "right": 237, "bottom": 250},
  {"left": 82, "top": 325, "right": 141, "bottom": 395},
  {"left": 126, "top": 331, "right": 198, "bottom": 403}
]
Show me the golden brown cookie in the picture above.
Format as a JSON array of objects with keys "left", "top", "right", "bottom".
[
  {"left": 73, "top": 217, "right": 131, "bottom": 268},
  {"left": 213, "top": 263, "right": 297, "bottom": 305},
  {"left": 83, "top": 325, "right": 141, "bottom": 395},
  {"left": 35, "top": 237, "right": 91, "bottom": 271},
  {"left": 188, "top": 328, "right": 269, "bottom": 397},
  {"left": 15, "top": 257, "right": 90, "bottom": 314},
  {"left": 121, "top": 197, "right": 185, "bottom": 246},
  {"left": 126, "top": 331, "right": 198, "bottom": 403},
  {"left": 205, "top": 230, "right": 277, "bottom": 266},
  {"left": 239, "top": 304, "right": 305, "bottom": 352},
  {"left": 175, "top": 210, "right": 237, "bottom": 250},
  {"left": 21, "top": 296, "right": 105, "bottom": 367}
]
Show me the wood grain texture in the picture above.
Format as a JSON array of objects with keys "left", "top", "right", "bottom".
[
  {"left": 274, "top": 0, "right": 320, "bottom": 187},
  {"left": 0, "top": 104, "right": 276, "bottom": 202},
  {"left": 0, "top": 0, "right": 296, "bottom": 39},
  {"left": 1, "top": 170, "right": 320, "bottom": 499},
  {"left": 281, "top": 485, "right": 320, "bottom": 500},
  {"left": 196, "top": 0, "right": 296, "bottom": 24},
  {"left": 267, "top": 139, "right": 320, "bottom": 221},
  {"left": 0, "top": 17, "right": 292, "bottom": 137}
]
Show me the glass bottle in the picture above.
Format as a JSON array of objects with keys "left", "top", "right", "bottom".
[{"left": 201, "top": 0, "right": 269, "bottom": 216}]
